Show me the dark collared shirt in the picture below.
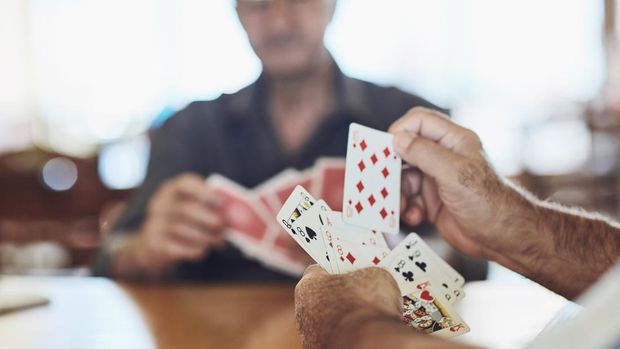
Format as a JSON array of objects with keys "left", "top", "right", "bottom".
[{"left": 95, "top": 66, "right": 444, "bottom": 282}]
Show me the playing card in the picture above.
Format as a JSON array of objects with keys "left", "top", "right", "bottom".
[
  {"left": 401, "top": 284, "right": 470, "bottom": 338},
  {"left": 254, "top": 169, "right": 300, "bottom": 216},
  {"left": 343, "top": 123, "right": 401, "bottom": 234},
  {"left": 276, "top": 185, "right": 316, "bottom": 230},
  {"left": 311, "top": 158, "right": 346, "bottom": 211},
  {"left": 276, "top": 186, "right": 333, "bottom": 271},
  {"left": 289, "top": 200, "right": 338, "bottom": 273},
  {"left": 208, "top": 174, "right": 272, "bottom": 244},
  {"left": 404, "top": 233, "right": 465, "bottom": 288},
  {"left": 322, "top": 211, "right": 391, "bottom": 273},
  {"left": 380, "top": 233, "right": 464, "bottom": 304},
  {"left": 261, "top": 170, "right": 315, "bottom": 213}
]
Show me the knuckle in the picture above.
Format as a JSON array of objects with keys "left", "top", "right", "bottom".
[
  {"left": 464, "top": 129, "right": 482, "bottom": 147},
  {"left": 161, "top": 177, "right": 178, "bottom": 191},
  {"left": 428, "top": 108, "right": 450, "bottom": 119},
  {"left": 178, "top": 202, "right": 195, "bottom": 215},
  {"left": 179, "top": 172, "right": 202, "bottom": 185},
  {"left": 455, "top": 159, "right": 484, "bottom": 189},
  {"left": 178, "top": 172, "right": 196, "bottom": 181},
  {"left": 294, "top": 279, "right": 309, "bottom": 301},
  {"left": 408, "top": 106, "right": 429, "bottom": 115},
  {"left": 168, "top": 224, "right": 185, "bottom": 237}
]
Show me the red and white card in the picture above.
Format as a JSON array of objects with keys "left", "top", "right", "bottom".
[
  {"left": 343, "top": 123, "right": 401, "bottom": 234},
  {"left": 209, "top": 174, "right": 272, "bottom": 245},
  {"left": 208, "top": 174, "right": 305, "bottom": 276},
  {"left": 311, "top": 158, "right": 345, "bottom": 211},
  {"left": 322, "top": 210, "right": 390, "bottom": 273}
]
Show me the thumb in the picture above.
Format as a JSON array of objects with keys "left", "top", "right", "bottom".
[{"left": 393, "top": 131, "right": 462, "bottom": 184}]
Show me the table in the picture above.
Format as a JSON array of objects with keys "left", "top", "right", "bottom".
[{"left": 0, "top": 276, "right": 569, "bottom": 349}]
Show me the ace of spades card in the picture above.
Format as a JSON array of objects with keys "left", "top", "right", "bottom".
[{"left": 343, "top": 123, "right": 401, "bottom": 234}]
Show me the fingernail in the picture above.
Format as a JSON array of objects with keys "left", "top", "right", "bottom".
[{"left": 394, "top": 132, "right": 413, "bottom": 150}]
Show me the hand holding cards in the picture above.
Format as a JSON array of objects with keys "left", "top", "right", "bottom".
[
  {"left": 277, "top": 186, "right": 469, "bottom": 337},
  {"left": 276, "top": 122, "right": 470, "bottom": 338}
]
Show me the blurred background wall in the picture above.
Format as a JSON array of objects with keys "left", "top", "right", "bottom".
[{"left": 1, "top": 0, "right": 620, "bottom": 275}]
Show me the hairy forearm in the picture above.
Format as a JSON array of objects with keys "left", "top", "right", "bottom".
[{"left": 486, "top": 182, "right": 620, "bottom": 299}]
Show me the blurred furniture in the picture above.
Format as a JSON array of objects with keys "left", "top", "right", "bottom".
[
  {"left": 515, "top": 171, "right": 620, "bottom": 218},
  {"left": 0, "top": 276, "right": 568, "bottom": 349},
  {"left": 0, "top": 149, "right": 131, "bottom": 270}
]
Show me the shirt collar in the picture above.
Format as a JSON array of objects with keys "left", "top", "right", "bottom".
[{"left": 226, "top": 61, "right": 374, "bottom": 125}]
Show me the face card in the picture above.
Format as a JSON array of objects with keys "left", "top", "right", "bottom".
[
  {"left": 311, "top": 158, "right": 346, "bottom": 211},
  {"left": 276, "top": 185, "right": 316, "bottom": 230},
  {"left": 401, "top": 284, "right": 470, "bottom": 338},
  {"left": 208, "top": 174, "right": 271, "bottom": 243},
  {"left": 343, "top": 123, "right": 401, "bottom": 234},
  {"left": 381, "top": 234, "right": 464, "bottom": 303}
]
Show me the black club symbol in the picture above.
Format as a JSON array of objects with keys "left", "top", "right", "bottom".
[{"left": 402, "top": 271, "right": 414, "bottom": 282}]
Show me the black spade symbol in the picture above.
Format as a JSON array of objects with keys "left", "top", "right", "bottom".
[
  {"left": 305, "top": 226, "right": 317, "bottom": 242},
  {"left": 415, "top": 261, "right": 427, "bottom": 272}
]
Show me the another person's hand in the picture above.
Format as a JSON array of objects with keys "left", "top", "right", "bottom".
[
  {"left": 390, "top": 107, "right": 529, "bottom": 259},
  {"left": 280, "top": 234, "right": 315, "bottom": 266},
  {"left": 132, "top": 173, "right": 226, "bottom": 273},
  {"left": 295, "top": 265, "right": 402, "bottom": 349}
]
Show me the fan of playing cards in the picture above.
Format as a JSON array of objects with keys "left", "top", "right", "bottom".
[
  {"left": 276, "top": 123, "right": 470, "bottom": 338},
  {"left": 206, "top": 157, "right": 347, "bottom": 276}
]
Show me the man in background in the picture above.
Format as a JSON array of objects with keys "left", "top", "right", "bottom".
[{"left": 93, "top": 0, "right": 481, "bottom": 281}]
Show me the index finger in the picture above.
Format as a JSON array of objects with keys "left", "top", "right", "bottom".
[
  {"left": 388, "top": 107, "right": 480, "bottom": 156},
  {"left": 170, "top": 173, "right": 220, "bottom": 206}
]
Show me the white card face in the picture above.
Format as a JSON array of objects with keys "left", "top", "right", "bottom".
[
  {"left": 402, "top": 283, "right": 470, "bottom": 338},
  {"left": 290, "top": 200, "right": 335, "bottom": 273},
  {"left": 312, "top": 201, "right": 341, "bottom": 273},
  {"left": 331, "top": 213, "right": 390, "bottom": 253},
  {"left": 343, "top": 123, "right": 401, "bottom": 234},
  {"left": 276, "top": 186, "right": 326, "bottom": 269},
  {"left": 324, "top": 211, "right": 391, "bottom": 274},
  {"left": 380, "top": 234, "right": 464, "bottom": 304},
  {"left": 277, "top": 185, "right": 316, "bottom": 230},
  {"left": 404, "top": 233, "right": 465, "bottom": 288}
]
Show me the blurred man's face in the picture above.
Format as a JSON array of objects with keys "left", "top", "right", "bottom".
[{"left": 236, "top": 0, "right": 336, "bottom": 79}]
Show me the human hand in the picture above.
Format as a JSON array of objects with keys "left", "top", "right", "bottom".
[
  {"left": 279, "top": 234, "right": 315, "bottom": 266},
  {"left": 295, "top": 265, "right": 402, "bottom": 349},
  {"left": 390, "top": 107, "right": 529, "bottom": 259},
  {"left": 133, "top": 173, "right": 226, "bottom": 272}
]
